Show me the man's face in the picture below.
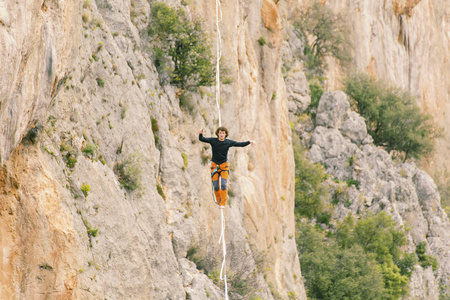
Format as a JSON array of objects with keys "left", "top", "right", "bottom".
[{"left": 218, "top": 130, "right": 226, "bottom": 140}]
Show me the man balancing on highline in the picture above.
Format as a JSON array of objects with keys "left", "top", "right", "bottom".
[{"left": 199, "top": 127, "right": 256, "bottom": 208}]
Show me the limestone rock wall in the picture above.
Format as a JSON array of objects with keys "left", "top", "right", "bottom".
[
  {"left": 321, "top": 0, "right": 450, "bottom": 177},
  {"left": 0, "top": 0, "right": 306, "bottom": 299},
  {"left": 0, "top": 0, "right": 81, "bottom": 166},
  {"left": 1, "top": 0, "right": 448, "bottom": 298}
]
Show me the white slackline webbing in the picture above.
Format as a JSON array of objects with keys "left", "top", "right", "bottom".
[{"left": 215, "top": 1, "right": 228, "bottom": 299}]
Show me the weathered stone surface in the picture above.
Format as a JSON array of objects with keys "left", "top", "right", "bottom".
[
  {"left": 0, "top": 0, "right": 81, "bottom": 166},
  {"left": 285, "top": 63, "right": 311, "bottom": 114},
  {"left": 316, "top": 91, "right": 350, "bottom": 129},
  {"left": 306, "top": 90, "right": 450, "bottom": 299},
  {"left": 340, "top": 111, "right": 368, "bottom": 145},
  {"left": 0, "top": 0, "right": 307, "bottom": 299},
  {"left": 1, "top": 0, "right": 448, "bottom": 299},
  {"left": 323, "top": 0, "right": 450, "bottom": 195}
]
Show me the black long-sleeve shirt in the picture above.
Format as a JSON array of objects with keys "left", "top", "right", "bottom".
[{"left": 199, "top": 134, "right": 250, "bottom": 164}]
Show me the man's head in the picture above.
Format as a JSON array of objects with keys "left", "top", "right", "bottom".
[{"left": 215, "top": 126, "right": 229, "bottom": 140}]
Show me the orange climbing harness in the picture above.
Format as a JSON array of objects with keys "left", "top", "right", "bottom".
[{"left": 210, "top": 161, "right": 230, "bottom": 207}]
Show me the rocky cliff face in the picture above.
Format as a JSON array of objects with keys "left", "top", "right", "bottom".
[
  {"left": 299, "top": 91, "right": 450, "bottom": 299},
  {"left": 0, "top": 0, "right": 81, "bottom": 166},
  {"left": 0, "top": 0, "right": 305, "bottom": 299},
  {"left": 323, "top": 0, "right": 450, "bottom": 179},
  {"left": 1, "top": 0, "right": 448, "bottom": 299}
]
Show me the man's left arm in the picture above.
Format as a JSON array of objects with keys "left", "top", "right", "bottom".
[{"left": 229, "top": 139, "right": 255, "bottom": 147}]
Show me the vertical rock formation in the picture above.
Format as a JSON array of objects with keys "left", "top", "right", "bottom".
[
  {"left": 306, "top": 91, "right": 450, "bottom": 299},
  {"left": 0, "top": 0, "right": 81, "bottom": 166},
  {"left": 1, "top": 0, "right": 306, "bottom": 298},
  {"left": 323, "top": 0, "right": 450, "bottom": 178}
]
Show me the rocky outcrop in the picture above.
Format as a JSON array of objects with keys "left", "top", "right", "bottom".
[
  {"left": 305, "top": 91, "right": 450, "bottom": 299},
  {"left": 322, "top": 0, "right": 450, "bottom": 179}
]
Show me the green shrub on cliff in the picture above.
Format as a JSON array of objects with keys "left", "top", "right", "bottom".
[
  {"left": 416, "top": 241, "right": 439, "bottom": 271},
  {"left": 293, "top": 135, "right": 328, "bottom": 218},
  {"left": 345, "top": 73, "right": 439, "bottom": 160},
  {"left": 295, "top": 0, "right": 351, "bottom": 74},
  {"left": 114, "top": 154, "right": 142, "bottom": 191},
  {"left": 148, "top": 2, "right": 214, "bottom": 90}
]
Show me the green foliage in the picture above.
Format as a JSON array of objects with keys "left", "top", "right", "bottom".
[
  {"left": 23, "top": 125, "right": 42, "bottom": 145},
  {"left": 439, "top": 284, "right": 450, "bottom": 300},
  {"left": 99, "top": 155, "right": 106, "bottom": 165},
  {"left": 345, "top": 73, "right": 439, "bottom": 160},
  {"left": 351, "top": 212, "right": 406, "bottom": 263},
  {"left": 65, "top": 152, "right": 77, "bottom": 168},
  {"left": 296, "top": 222, "right": 325, "bottom": 254},
  {"left": 186, "top": 245, "right": 208, "bottom": 273},
  {"left": 287, "top": 291, "right": 296, "bottom": 300},
  {"left": 380, "top": 261, "right": 409, "bottom": 299},
  {"left": 419, "top": 254, "right": 438, "bottom": 271},
  {"left": 87, "top": 228, "right": 99, "bottom": 237},
  {"left": 306, "top": 78, "right": 324, "bottom": 121},
  {"left": 81, "top": 184, "right": 91, "bottom": 197},
  {"left": 157, "top": 184, "right": 165, "bottom": 200},
  {"left": 151, "top": 117, "right": 159, "bottom": 133},
  {"left": 233, "top": 277, "right": 252, "bottom": 296},
  {"left": 348, "top": 155, "right": 355, "bottom": 166},
  {"left": 333, "top": 212, "right": 411, "bottom": 298},
  {"left": 181, "top": 152, "right": 188, "bottom": 171},
  {"left": 309, "top": 80, "right": 324, "bottom": 109},
  {"left": 114, "top": 154, "right": 142, "bottom": 191},
  {"left": 293, "top": 136, "right": 328, "bottom": 218},
  {"left": 416, "top": 241, "right": 426, "bottom": 255},
  {"left": 396, "top": 252, "right": 418, "bottom": 277},
  {"left": 96, "top": 78, "right": 105, "bottom": 87},
  {"left": 345, "top": 179, "right": 360, "bottom": 189},
  {"left": 150, "top": 117, "right": 161, "bottom": 149},
  {"left": 416, "top": 242, "right": 439, "bottom": 271},
  {"left": 82, "top": 217, "right": 99, "bottom": 239},
  {"left": 258, "top": 37, "right": 267, "bottom": 46},
  {"left": 294, "top": 0, "right": 351, "bottom": 73},
  {"left": 148, "top": 2, "right": 214, "bottom": 90},
  {"left": 316, "top": 212, "right": 331, "bottom": 225},
  {"left": 207, "top": 269, "right": 220, "bottom": 285},
  {"left": 82, "top": 12, "right": 89, "bottom": 23},
  {"left": 179, "top": 91, "right": 195, "bottom": 113},
  {"left": 297, "top": 223, "right": 385, "bottom": 299},
  {"left": 82, "top": 142, "right": 97, "bottom": 157}
]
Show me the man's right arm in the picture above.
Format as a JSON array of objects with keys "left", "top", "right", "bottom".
[{"left": 199, "top": 129, "right": 211, "bottom": 144}]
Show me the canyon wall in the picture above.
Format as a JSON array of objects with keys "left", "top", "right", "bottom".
[
  {"left": 324, "top": 0, "right": 450, "bottom": 178},
  {"left": 0, "top": 0, "right": 306, "bottom": 298}
]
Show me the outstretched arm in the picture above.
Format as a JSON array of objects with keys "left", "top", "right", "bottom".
[
  {"left": 198, "top": 129, "right": 212, "bottom": 144},
  {"left": 229, "top": 139, "right": 256, "bottom": 147}
]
